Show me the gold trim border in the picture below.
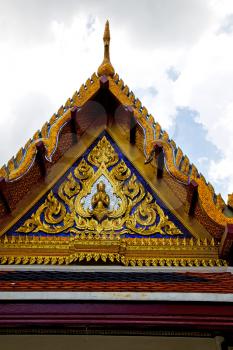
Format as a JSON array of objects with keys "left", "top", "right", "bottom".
[{"left": 0, "top": 235, "right": 226, "bottom": 267}]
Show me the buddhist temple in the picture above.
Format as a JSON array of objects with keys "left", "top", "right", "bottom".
[{"left": 0, "top": 21, "right": 233, "bottom": 349}]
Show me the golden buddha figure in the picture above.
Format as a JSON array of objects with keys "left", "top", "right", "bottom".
[{"left": 91, "top": 181, "right": 110, "bottom": 221}]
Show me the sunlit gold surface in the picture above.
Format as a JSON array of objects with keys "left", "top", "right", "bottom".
[
  {"left": 0, "top": 21, "right": 232, "bottom": 246},
  {"left": 0, "top": 131, "right": 225, "bottom": 266},
  {"left": 0, "top": 233, "right": 225, "bottom": 267},
  {"left": 17, "top": 136, "right": 183, "bottom": 237},
  {"left": 0, "top": 125, "right": 211, "bottom": 241},
  {"left": 0, "top": 135, "right": 224, "bottom": 266},
  {"left": 97, "top": 20, "right": 115, "bottom": 77}
]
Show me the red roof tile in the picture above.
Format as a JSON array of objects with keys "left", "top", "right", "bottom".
[{"left": 0, "top": 271, "right": 232, "bottom": 293}]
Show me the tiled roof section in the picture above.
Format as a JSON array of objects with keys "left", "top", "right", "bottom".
[{"left": 0, "top": 271, "right": 233, "bottom": 293}]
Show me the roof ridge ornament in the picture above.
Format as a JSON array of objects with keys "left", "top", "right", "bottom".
[{"left": 97, "top": 20, "right": 115, "bottom": 77}]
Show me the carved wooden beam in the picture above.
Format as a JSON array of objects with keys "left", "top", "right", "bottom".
[
  {"left": 70, "top": 106, "right": 79, "bottom": 143},
  {"left": 0, "top": 177, "right": 11, "bottom": 213},
  {"left": 127, "top": 106, "right": 136, "bottom": 145},
  {"left": 186, "top": 179, "right": 198, "bottom": 216},
  {"left": 156, "top": 146, "right": 164, "bottom": 179},
  {"left": 35, "top": 141, "right": 47, "bottom": 178},
  {"left": 219, "top": 223, "right": 233, "bottom": 260},
  {"left": 144, "top": 144, "right": 164, "bottom": 178}
]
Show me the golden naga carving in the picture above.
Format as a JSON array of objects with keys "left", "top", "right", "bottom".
[{"left": 17, "top": 136, "right": 183, "bottom": 237}]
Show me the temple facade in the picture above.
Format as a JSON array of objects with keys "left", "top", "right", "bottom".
[{"left": 0, "top": 21, "right": 233, "bottom": 349}]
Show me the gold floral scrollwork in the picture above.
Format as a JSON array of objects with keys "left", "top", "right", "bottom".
[
  {"left": 17, "top": 191, "right": 74, "bottom": 234},
  {"left": 44, "top": 192, "right": 66, "bottom": 225},
  {"left": 58, "top": 173, "right": 80, "bottom": 208},
  {"left": 87, "top": 136, "right": 119, "bottom": 168},
  {"left": 17, "top": 135, "right": 183, "bottom": 237},
  {"left": 74, "top": 159, "right": 94, "bottom": 181},
  {"left": 126, "top": 192, "right": 182, "bottom": 236},
  {"left": 123, "top": 174, "right": 144, "bottom": 202},
  {"left": 111, "top": 160, "right": 131, "bottom": 181},
  {"left": 134, "top": 193, "right": 157, "bottom": 226}
]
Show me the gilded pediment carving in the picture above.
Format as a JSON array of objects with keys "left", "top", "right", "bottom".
[{"left": 16, "top": 135, "right": 184, "bottom": 237}]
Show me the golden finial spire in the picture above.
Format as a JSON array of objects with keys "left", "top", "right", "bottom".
[{"left": 97, "top": 20, "right": 115, "bottom": 77}]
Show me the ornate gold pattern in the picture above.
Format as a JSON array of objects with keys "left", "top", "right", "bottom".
[
  {"left": 17, "top": 136, "right": 183, "bottom": 237},
  {"left": 108, "top": 74, "right": 233, "bottom": 228},
  {"left": 0, "top": 234, "right": 226, "bottom": 267},
  {"left": 88, "top": 136, "right": 118, "bottom": 168},
  {"left": 0, "top": 21, "right": 232, "bottom": 238}
]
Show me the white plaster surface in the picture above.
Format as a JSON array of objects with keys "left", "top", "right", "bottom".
[
  {"left": 0, "top": 265, "right": 232, "bottom": 273},
  {"left": 0, "top": 291, "right": 233, "bottom": 302}
]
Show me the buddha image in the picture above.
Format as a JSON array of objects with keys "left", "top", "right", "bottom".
[{"left": 91, "top": 181, "right": 110, "bottom": 221}]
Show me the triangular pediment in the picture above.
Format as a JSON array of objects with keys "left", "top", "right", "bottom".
[
  {"left": 9, "top": 132, "right": 191, "bottom": 239},
  {"left": 0, "top": 132, "right": 224, "bottom": 267}
]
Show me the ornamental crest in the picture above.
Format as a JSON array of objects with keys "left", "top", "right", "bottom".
[{"left": 16, "top": 134, "right": 187, "bottom": 237}]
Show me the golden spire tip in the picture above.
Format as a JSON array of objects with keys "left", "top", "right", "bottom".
[
  {"left": 97, "top": 20, "right": 115, "bottom": 78},
  {"left": 104, "top": 20, "right": 110, "bottom": 42}
]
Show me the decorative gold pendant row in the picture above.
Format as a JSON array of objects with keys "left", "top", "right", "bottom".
[{"left": 0, "top": 234, "right": 225, "bottom": 267}]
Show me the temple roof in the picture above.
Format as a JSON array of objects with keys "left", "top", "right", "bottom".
[{"left": 0, "top": 22, "right": 233, "bottom": 266}]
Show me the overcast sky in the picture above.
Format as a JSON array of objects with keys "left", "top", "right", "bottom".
[{"left": 0, "top": 0, "right": 233, "bottom": 200}]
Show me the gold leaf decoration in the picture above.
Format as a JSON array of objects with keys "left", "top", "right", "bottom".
[
  {"left": 88, "top": 136, "right": 119, "bottom": 168},
  {"left": 17, "top": 136, "right": 183, "bottom": 237},
  {"left": 17, "top": 191, "right": 74, "bottom": 234}
]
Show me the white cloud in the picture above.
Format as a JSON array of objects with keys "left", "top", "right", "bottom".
[{"left": 170, "top": 8, "right": 233, "bottom": 198}]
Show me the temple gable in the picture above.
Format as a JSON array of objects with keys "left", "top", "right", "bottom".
[
  {"left": 0, "top": 21, "right": 231, "bottom": 267},
  {"left": 12, "top": 133, "right": 190, "bottom": 239}
]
